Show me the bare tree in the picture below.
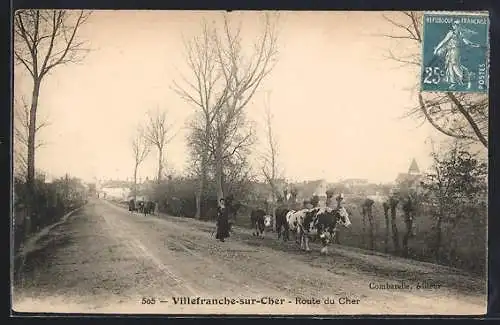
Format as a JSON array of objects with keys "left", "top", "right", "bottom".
[
  {"left": 261, "top": 91, "right": 282, "bottom": 230},
  {"left": 172, "top": 18, "right": 233, "bottom": 218},
  {"left": 175, "top": 12, "right": 279, "bottom": 208},
  {"left": 14, "top": 9, "right": 91, "bottom": 188},
  {"left": 212, "top": 13, "right": 278, "bottom": 202},
  {"left": 144, "top": 108, "right": 176, "bottom": 184},
  {"left": 131, "top": 126, "right": 150, "bottom": 199},
  {"left": 380, "top": 11, "right": 488, "bottom": 148}
]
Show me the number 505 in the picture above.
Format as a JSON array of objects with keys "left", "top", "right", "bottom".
[
  {"left": 423, "top": 66, "right": 442, "bottom": 84},
  {"left": 142, "top": 297, "right": 156, "bottom": 304}
]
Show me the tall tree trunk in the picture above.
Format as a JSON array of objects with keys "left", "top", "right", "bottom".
[
  {"left": 362, "top": 206, "right": 367, "bottom": 246},
  {"left": 215, "top": 144, "right": 224, "bottom": 202},
  {"left": 383, "top": 202, "right": 390, "bottom": 253},
  {"left": 27, "top": 79, "right": 41, "bottom": 187},
  {"left": 195, "top": 191, "right": 201, "bottom": 219},
  {"left": 195, "top": 155, "right": 207, "bottom": 219},
  {"left": 434, "top": 213, "right": 443, "bottom": 262},
  {"left": 402, "top": 197, "right": 415, "bottom": 258},
  {"left": 368, "top": 210, "right": 374, "bottom": 251},
  {"left": 26, "top": 78, "right": 41, "bottom": 235},
  {"left": 271, "top": 191, "right": 276, "bottom": 232},
  {"left": 157, "top": 147, "right": 163, "bottom": 184},
  {"left": 362, "top": 201, "right": 375, "bottom": 250},
  {"left": 133, "top": 163, "right": 138, "bottom": 200},
  {"left": 389, "top": 198, "right": 400, "bottom": 253},
  {"left": 402, "top": 211, "right": 412, "bottom": 257},
  {"left": 194, "top": 180, "right": 202, "bottom": 219}
]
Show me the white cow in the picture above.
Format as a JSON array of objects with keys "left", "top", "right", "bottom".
[{"left": 293, "top": 207, "right": 352, "bottom": 254}]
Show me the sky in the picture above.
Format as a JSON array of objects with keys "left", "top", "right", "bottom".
[{"left": 14, "top": 10, "right": 480, "bottom": 184}]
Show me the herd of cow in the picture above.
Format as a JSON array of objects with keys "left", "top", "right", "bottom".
[
  {"left": 127, "top": 196, "right": 352, "bottom": 255},
  {"left": 128, "top": 199, "right": 156, "bottom": 216},
  {"left": 249, "top": 205, "right": 352, "bottom": 255}
]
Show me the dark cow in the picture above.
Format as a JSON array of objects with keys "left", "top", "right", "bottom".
[
  {"left": 275, "top": 207, "right": 291, "bottom": 241},
  {"left": 297, "top": 207, "right": 352, "bottom": 254},
  {"left": 143, "top": 201, "right": 155, "bottom": 216},
  {"left": 128, "top": 199, "right": 136, "bottom": 212},
  {"left": 136, "top": 201, "right": 145, "bottom": 214},
  {"left": 250, "top": 209, "right": 272, "bottom": 238}
]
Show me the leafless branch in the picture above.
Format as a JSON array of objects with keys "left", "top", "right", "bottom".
[
  {"left": 14, "top": 9, "right": 91, "bottom": 185},
  {"left": 144, "top": 108, "right": 177, "bottom": 183},
  {"left": 132, "top": 126, "right": 151, "bottom": 167},
  {"left": 175, "top": 12, "right": 279, "bottom": 200},
  {"left": 380, "top": 11, "right": 488, "bottom": 148}
]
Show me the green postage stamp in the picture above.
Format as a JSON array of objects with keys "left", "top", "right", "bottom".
[{"left": 421, "top": 12, "right": 490, "bottom": 93}]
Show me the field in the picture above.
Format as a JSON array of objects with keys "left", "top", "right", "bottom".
[{"left": 233, "top": 199, "right": 487, "bottom": 275}]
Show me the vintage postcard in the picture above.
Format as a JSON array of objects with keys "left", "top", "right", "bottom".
[{"left": 12, "top": 10, "right": 488, "bottom": 315}]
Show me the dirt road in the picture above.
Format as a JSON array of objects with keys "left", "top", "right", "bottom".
[{"left": 12, "top": 198, "right": 486, "bottom": 315}]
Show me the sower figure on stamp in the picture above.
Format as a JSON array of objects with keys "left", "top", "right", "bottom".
[
  {"left": 433, "top": 19, "right": 480, "bottom": 89},
  {"left": 216, "top": 198, "right": 230, "bottom": 242}
]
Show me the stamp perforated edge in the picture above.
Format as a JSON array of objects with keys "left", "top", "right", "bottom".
[{"left": 419, "top": 11, "right": 491, "bottom": 94}]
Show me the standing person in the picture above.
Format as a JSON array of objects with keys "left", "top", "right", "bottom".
[{"left": 216, "top": 198, "right": 230, "bottom": 242}]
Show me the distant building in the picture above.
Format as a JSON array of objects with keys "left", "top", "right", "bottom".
[
  {"left": 250, "top": 178, "right": 288, "bottom": 204},
  {"left": 339, "top": 178, "right": 369, "bottom": 188},
  {"left": 293, "top": 179, "right": 330, "bottom": 206},
  {"left": 394, "top": 158, "right": 422, "bottom": 192},
  {"left": 101, "top": 186, "right": 130, "bottom": 201}
]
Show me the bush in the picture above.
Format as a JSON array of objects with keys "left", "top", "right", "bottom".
[{"left": 13, "top": 175, "right": 88, "bottom": 252}]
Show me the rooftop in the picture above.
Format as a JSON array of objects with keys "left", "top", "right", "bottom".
[{"left": 408, "top": 158, "right": 420, "bottom": 174}]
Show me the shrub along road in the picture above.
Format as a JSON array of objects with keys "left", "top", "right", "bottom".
[{"left": 12, "top": 198, "right": 486, "bottom": 315}]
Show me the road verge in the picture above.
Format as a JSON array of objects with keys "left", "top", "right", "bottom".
[{"left": 12, "top": 204, "right": 86, "bottom": 282}]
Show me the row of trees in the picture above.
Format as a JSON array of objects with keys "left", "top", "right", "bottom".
[
  {"left": 130, "top": 108, "right": 176, "bottom": 200},
  {"left": 356, "top": 142, "right": 487, "bottom": 272},
  {"left": 12, "top": 9, "right": 281, "bottom": 227}
]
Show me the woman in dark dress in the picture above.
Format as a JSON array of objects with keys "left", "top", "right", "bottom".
[{"left": 216, "top": 198, "right": 230, "bottom": 242}]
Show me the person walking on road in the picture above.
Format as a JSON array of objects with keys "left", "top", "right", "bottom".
[{"left": 216, "top": 198, "right": 230, "bottom": 242}]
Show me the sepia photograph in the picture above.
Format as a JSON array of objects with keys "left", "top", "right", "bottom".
[{"left": 11, "top": 10, "right": 489, "bottom": 315}]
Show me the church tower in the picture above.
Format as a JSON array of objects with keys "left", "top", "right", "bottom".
[{"left": 408, "top": 158, "right": 420, "bottom": 175}]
